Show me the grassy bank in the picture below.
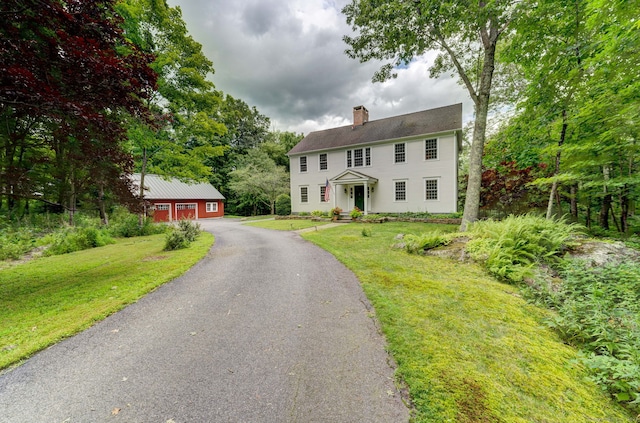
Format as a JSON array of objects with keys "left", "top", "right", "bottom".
[
  {"left": 0, "top": 232, "right": 213, "bottom": 370},
  {"left": 297, "top": 222, "right": 632, "bottom": 422}
]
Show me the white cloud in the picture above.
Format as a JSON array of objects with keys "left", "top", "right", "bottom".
[{"left": 167, "top": 0, "right": 474, "bottom": 134}]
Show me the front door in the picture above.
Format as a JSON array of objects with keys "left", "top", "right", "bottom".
[{"left": 354, "top": 186, "right": 365, "bottom": 211}]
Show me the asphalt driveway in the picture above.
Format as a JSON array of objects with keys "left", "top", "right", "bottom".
[{"left": 0, "top": 218, "right": 409, "bottom": 422}]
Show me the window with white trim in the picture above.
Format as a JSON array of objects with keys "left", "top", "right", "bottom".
[
  {"left": 346, "top": 148, "right": 369, "bottom": 168},
  {"left": 156, "top": 204, "right": 170, "bottom": 211},
  {"left": 319, "top": 153, "right": 327, "bottom": 170},
  {"left": 354, "top": 149, "right": 363, "bottom": 167},
  {"left": 177, "top": 204, "right": 196, "bottom": 210},
  {"left": 425, "top": 138, "right": 438, "bottom": 160},
  {"left": 300, "top": 186, "right": 308, "bottom": 203},
  {"left": 394, "top": 143, "right": 406, "bottom": 163},
  {"left": 206, "top": 202, "right": 218, "bottom": 212},
  {"left": 299, "top": 156, "right": 307, "bottom": 172},
  {"left": 395, "top": 181, "right": 407, "bottom": 201},
  {"left": 425, "top": 179, "right": 438, "bottom": 200},
  {"left": 320, "top": 186, "right": 327, "bottom": 202}
]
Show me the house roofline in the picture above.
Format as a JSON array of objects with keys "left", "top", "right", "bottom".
[{"left": 287, "top": 128, "right": 462, "bottom": 156}]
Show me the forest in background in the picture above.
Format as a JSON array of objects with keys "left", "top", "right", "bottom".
[{"left": 0, "top": 0, "right": 637, "bottom": 234}]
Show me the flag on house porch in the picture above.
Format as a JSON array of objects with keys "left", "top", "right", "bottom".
[{"left": 324, "top": 178, "right": 330, "bottom": 202}]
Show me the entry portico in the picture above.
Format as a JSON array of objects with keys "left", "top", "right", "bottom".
[{"left": 329, "top": 170, "right": 378, "bottom": 215}]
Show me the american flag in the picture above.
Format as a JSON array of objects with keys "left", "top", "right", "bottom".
[{"left": 324, "top": 178, "right": 331, "bottom": 202}]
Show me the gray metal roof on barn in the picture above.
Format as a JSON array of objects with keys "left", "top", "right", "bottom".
[
  {"left": 287, "top": 103, "right": 462, "bottom": 155},
  {"left": 132, "top": 173, "right": 225, "bottom": 200}
]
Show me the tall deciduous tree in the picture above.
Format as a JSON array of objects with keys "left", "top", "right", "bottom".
[
  {"left": 207, "top": 94, "right": 272, "bottom": 214},
  {"left": 0, "top": 0, "right": 156, "bottom": 220},
  {"left": 228, "top": 149, "right": 289, "bottom": 216},
  {"left": 486, "top": 0, "right": 638, "bottom": 232},
  {"left": 342, "top": 0, "right": 528, "bottom": 230},
  {"left": 498, "top": 0, "right": 590, "bottom": 220},
  {"left": 117, "top": 0, "right": 226, "bottom": 213}
]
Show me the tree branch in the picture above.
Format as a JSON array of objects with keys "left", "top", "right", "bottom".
[{"left": 435, "top": 32, "right": 479, "bottom": 106}]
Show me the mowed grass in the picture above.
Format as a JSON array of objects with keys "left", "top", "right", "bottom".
[
  {"left": 0, "top": 232, "right": 214, "bottom": 370},
  {"left": 243, "top": 218, "right": 333, "bottom": 231},
  {"left": 298, "top": 222, "right": 633, "bottom": 422}
]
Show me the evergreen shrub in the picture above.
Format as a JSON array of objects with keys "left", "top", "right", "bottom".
[{"left": 275, "top": 194, "right": 291, "bottom": 216}]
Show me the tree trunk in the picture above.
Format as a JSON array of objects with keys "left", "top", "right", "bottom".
[
  {"left": 98, "top": 183, "right": 108, "bottom": 226},
  {"left": 138, "top": 148, "right": 148, "bottom": 227},
  {"left": 570, "top": 184, "right": 578, "bottom": 220},
  {"left": 460, "top": 39, "right": 497, "bottom": 231},
  {"left": 599, "top": 193, "right": 611, "bottom": 230},
  {"left": 546, "top": 111, "right": 567, "bottom": 219},
  {"left": 546, "top": 181, "right": 558, "bottom": 220},
  {"left": 68, "top": 180, "right": 76, "bottom": 226}
]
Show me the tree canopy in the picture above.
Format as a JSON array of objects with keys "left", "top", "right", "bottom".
[
  {"left": 343, "top": 0, "right": 530, "bottom": 230},
  {"left": 0, "top": 0, "right": 157, "bottom": 221}
]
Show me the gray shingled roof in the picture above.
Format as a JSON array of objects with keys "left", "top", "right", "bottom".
[
  {"left": 288, "top": 103, "right": 462, "bottom": 155},
  {"left": 132, "top": 173, "right": 225, "bottom": 200}
]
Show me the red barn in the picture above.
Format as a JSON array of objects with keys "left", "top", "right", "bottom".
[{"left": 133, "top": 173, "right": 225, "bottom": 222}]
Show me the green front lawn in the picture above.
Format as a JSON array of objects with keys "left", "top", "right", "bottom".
[
  {"left": 298, "top": 222, "right": 632, "bottom": 422},
  {"left": 0, "top": 233, "right": 214, "bottom": 370},
  {"left": 244, "top": 218, "right": 333, "bottom": 231}
]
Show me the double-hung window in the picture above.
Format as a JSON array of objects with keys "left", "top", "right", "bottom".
[
  {"left": 425, "top": 179, "right": 438, "bottom": 200},
  {"left": 346, "top": 147, "right": 371, "bottom": 168},
  {"left": 354, "top": 149, "right": 363, "bottom": 167},
  {"left": 319, "top": 153, "right": 327, "bottom": 171},
  {"left": 300, "top": 186, "right": 308, "bottom": 203},
  {"left": 299, "top": 156, "right": 307, "bottom": 172},
  {"left": 320, "top": 186, "right": 327, "bottom": 202},
  {"left": 395, "top": 181, "right": 407, "bottom": 201},
  {"left": 394, "top": 143, "right": 406, "bottom": 163},
  {"left": 425, "top": 138, "right": 438, "bottom": 160}
]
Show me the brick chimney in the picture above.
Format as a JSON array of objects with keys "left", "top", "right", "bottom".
[{"left": 353, "top": 105, "right": 369, "bottom": 126}]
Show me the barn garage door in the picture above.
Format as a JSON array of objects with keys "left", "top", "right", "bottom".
[
  {"left": 153, "top": 203, "right": 171, "bottom": 222},
  {"left": 175, "top": 203, "right": 197, "bottom": 220}
]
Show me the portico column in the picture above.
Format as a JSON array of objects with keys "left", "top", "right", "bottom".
[{"left": 363, "top": 182, "right": 368, "bottom": 215}]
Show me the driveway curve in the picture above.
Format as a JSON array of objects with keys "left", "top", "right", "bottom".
[{"left": 0, "top": 218, "right": 409, "bottom": 422}]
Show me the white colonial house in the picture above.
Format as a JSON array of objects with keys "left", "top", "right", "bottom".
[{"left": 287, "top": 104, "right": 462, "bottom": 215}]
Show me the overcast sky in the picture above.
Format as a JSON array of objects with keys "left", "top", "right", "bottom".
[{"left": 166, "top": 0, "right": 474, "bottom": 135}]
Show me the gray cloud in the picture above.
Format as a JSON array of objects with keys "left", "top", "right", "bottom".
[{"left": 168, "top": 0, "right": 473, "bottom": 135}]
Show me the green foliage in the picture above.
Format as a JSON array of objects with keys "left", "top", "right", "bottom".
[
  {"left": 164, "top": 219, "right": 201, "bottom": 251},
  {"left": 310, "top": 210, "right": 325, "bottom": 217},
  {"left": 0, "top": 229, "right": 38, "bottom": 260},
  {"left": 404, "top": 231, "right": 454, "bottom": 254},
  {"left": 228, "top": 149, "right": 290, "bottom": 215},
  {"left": 466, "top": 215, "right": 581, "bottom": 283},
  {"left": 349, "top": 207, "right": 363, "bottom": 219},
  {"left": 531, "top": 261, "right": 640, "bottom": 410},
  {"left": 43, "top": 226, "right": 115, "bottom": 256},
  {"left": 361, "top": 227, "right": 372, "bottom": 237},
  {"left": 275, "top": 194, "right": 291, "bottom": 216},
  {"left": 107, "top": 207, "right": 166, "bottom": 238},
  {"left": 361, "top": 213, "right": 381, "bottom": 221}
]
